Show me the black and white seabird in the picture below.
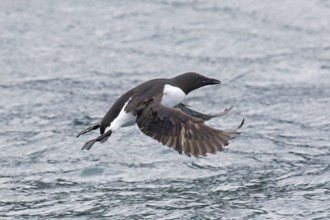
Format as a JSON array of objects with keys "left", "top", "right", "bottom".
[{"left": 77, "top": 72, "right": 244, "bottom": 157}]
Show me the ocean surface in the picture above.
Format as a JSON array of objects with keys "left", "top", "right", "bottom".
[{"left": 1, "top": 0, "right": 330, "bottom": 219}]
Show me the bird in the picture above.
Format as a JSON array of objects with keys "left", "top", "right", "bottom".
[{"left": 77, "top": 72, "right": 244, "bottom": 157}]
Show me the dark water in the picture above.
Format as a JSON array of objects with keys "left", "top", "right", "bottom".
[{"left": 1, "top": 0, "right": 330, "bottom": 219}]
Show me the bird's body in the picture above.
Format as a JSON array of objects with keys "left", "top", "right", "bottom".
[{"left": 77, "top": 72, "right": 244, "bottom": 157}]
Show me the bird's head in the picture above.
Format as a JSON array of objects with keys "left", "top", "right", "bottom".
[{"left": 172, "top": 72, "right": 221, "bottom": 94}]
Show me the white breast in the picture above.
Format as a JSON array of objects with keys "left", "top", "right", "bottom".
[{"left": 161, "top": 84, "right": 186, "bottom": 107}]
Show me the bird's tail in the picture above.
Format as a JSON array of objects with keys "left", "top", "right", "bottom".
[
  {"left": 76, "top": 124, "right": 100, "bottom": 138},
  {"left": 81, "top": 130, "right": 112, "bottom": 150}
]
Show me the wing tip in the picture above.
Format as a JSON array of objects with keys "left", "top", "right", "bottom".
[{"left": 238, "top": 118, "right": 245, "bottom": 129}]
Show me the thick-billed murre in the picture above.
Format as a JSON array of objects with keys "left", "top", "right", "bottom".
[{"left": 77, "top": 72, "right": 244, "bottom": 157}]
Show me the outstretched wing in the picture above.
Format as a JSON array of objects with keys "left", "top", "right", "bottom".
[
  {"left": 174, "top": 103, "right": 233, "bottom": 121},
  {"left": 136, "top": 100, "right": 244, "bottom": 157}
]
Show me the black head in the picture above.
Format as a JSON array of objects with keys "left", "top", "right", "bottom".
[{"left": 171, "top": 72, "right": 221, "bottom": 94}]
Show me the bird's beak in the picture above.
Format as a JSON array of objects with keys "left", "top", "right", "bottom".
[{"left": 202, "top": 78, "right": 221, "bottom": 85}]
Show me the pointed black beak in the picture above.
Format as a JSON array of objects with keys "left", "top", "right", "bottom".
[{"left": 202, "top": 78, "right": 221, "bottom": 85}]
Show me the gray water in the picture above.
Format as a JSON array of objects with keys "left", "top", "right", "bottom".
[{"left": 1, "top": 0, "right": 330, "bottom": 219}]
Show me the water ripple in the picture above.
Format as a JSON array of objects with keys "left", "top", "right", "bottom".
[{"left": 1, "top": 0, "right": 330, "bottom": 219}]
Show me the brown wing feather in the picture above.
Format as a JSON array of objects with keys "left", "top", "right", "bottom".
[{"left": 135, "top": 98, "right": 244, "bottom": 157}]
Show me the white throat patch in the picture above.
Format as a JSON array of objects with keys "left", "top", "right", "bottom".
[{"left": 161, "top": 84, "right": 186, "bottom": 107}]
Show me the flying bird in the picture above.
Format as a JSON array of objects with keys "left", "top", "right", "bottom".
[{"left": 77, "top": 72, "right": 244, "bottom": 157}]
